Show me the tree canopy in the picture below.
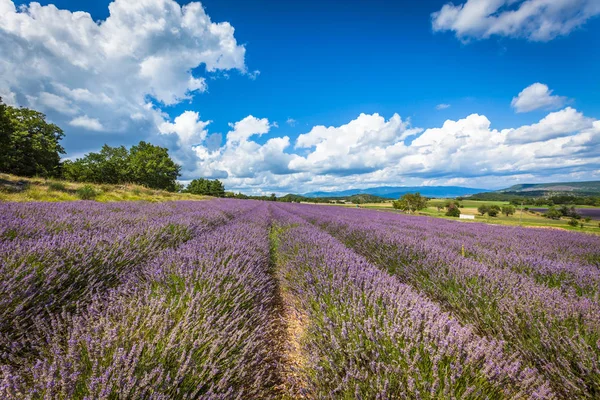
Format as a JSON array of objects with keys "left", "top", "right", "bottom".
[
  {"left": 63, "top": 141, "right": 181, "bottom": 191},
  {"left": 0, "top": 99, "right": 65, "bottom": 177},
  {"left": 393, "top": 192, "right": 428, "bottom": 213},
  {"left": 185, "top": 178, "right": 225, "bottom": 197}
]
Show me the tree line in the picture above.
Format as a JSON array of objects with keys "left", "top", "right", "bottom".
[{"left": 0, "top": 97, "right": 227, "bottom": 195}]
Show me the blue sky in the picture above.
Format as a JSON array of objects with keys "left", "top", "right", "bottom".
[{"left": 2, "top": 0, "right": 600, "bottom": 193}]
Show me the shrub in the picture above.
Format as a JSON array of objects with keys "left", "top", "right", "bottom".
[
  {"left": 568, "top": 218, "right": 579, "bottom": 227},
  {"left": 544, "top": 206, "right": 562, "bottom": 220},
  {"left": 445, "top": 206, "right": 461, "bottom": 217},
  {"left": 76, "top": 184, "right": 98, "bottom": 200}
]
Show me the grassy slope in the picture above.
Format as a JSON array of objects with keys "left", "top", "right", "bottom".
[{"left": 0, "top": 173, "right": 208, "bottom": 202}]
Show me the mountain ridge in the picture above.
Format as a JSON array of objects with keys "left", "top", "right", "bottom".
[{"left": 303, "top": 186, "right": 489, "bottom": 199}]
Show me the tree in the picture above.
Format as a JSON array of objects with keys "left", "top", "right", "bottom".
[
  {"left": 0, "top": 104, "right": 65, "bottom": 177},
  {"left": 501, "top": 205, "right": 515, "bottom": 217},
  {"left": 488, "top": 205, "right": 501, "bottom": 217},
  {"left": 127, "top": 141, "right": 181, "bottom": 191},
  {"left": 0, "top": 98, "right": 12, "bottom": 172},
  {"left": 185, "top": 178, "right": 226, "bottom": 197},
  {"left": 209, "top": 180, "right": 225, "bottom": 197},
  {"left": 544, "top": 206, "right": 562, "bottom": 220},
  {"left": 393, "top": 192, "right": 428, "bottom": 213},
  {"left": 445, "top": 203, "right": 461, "bottom": 217},
  {"left": 270, "top": 193, "right": 277, "bottom": 202},
  {"left": 63, "top": 145, "right": 129, "bottom": 184},
  {"left": 186, "top": 178, "right": 211, "bottom": 195},
  {"left": 477, "top": 205, "right": 489, "bottom": 216}
]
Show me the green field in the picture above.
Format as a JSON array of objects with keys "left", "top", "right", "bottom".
[{"left": 318, "top": 198, "right": 600, "bottom": 234}]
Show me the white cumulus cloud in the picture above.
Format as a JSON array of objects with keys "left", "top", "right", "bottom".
[
  {"left": 432, "top": 0, "right": 600, "bottom": 42},
  {"left": 187, "top": 108, "right": 600, "bottom": 194},
  {"left": 511, "top": 83, "right": 567, "bottom": 113},
  {"left": 0, "top": 0, "right": 247, "bottom": 151}
]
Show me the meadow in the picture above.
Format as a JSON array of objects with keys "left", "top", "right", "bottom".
[
  {"left": 1, "top": 200, "right": 600, "bottom": 399},
  {"left": 329, "top": 199, "right": 600, "bottom": 233}
]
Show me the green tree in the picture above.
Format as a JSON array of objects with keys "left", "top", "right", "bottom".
[
  {"left": 270, "top": 193, "right": 277, "bottom": 202},
  {"left": 128, "top": 141, "right": 181, "bottom": 191},
  {"left": 209, "top": 180, "right": 225, "bottom": 197},
  {"left": 0, "top": 98, "right": 12, "bottom": 172},
  {"left": 477, "top": 205, "right": 489, "bottom": 216},
  {"left": 186, "top": 178, "right": 211, "bottom": 195},
  {"left": 186, "top": 178, "right": 226, "bottom": 197},
  {"left": 544, "top": 206, "right": 562, "bottom": 220},
  {"left": 445, "top": 203, "right": 461, "bottom": 217},
  {"left": 488, "top": 205, "right": 501, "bottom": 217},
  {"left": 501, "top": 205, "right": 515, "bottom": 217},
  {"left": 1, "top": 104, "right": 64, "bottom": 177},
  {"left": 393, "top": 192, "right": 428, "bottom": 213},
  {"left": 63, "top": 145, "right": 130, "bottom": 184}
]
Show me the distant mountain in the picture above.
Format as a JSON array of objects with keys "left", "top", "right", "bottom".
[
  {"left": 303, "top": 186, "right": 489, "bottom": 199},
  {"left": 469, "top": 181, "right": 600, "bottom": 201},
  {"left": 498, "top": 181, "right": 600, "bottom": 195}
]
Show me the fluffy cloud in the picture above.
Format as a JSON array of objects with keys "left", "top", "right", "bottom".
[
  {"left": 189, "top": 108, "right": 600, "bottom": 194},
  {"left": 432, "top": 0, "right": 600, "bottom": 42},
  {"left": 0, "top": 0, "right": 246, "bottom": 151},
  {"left": 159, "top": 111, "right": 210, "bottom": 146},
  {"left": 511, "top": 83, "right": 567, "bottom": 113},
  {"left": 69, "top": 115, "right": 105, "bottom": 132}
]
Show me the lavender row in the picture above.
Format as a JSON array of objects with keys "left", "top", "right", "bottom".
[
  {"left": 1, "top": 202, "right": 282, "bottom": 399},
  {"left": 0, "top": 201, "right": 253, "bottom": 367},
  {"left": 270, "top": 205, "right": 554, "bottom": 399},
  {"left": 344, "top": 207, "right": 600, "bottom": 297},
  {"left": 282, "top": 204, "right": 600, "bottom": 397}
]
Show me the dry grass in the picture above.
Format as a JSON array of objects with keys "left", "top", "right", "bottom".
[{"left": 0, "top": 173, "right": 208, "bottom": 203}]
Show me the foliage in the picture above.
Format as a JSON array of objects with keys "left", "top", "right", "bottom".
[
  {"left": 64, "top": 141, "right": 181, "bottom": 191},
  {"left": 185, "top": 178, "right": 225, "bottom": 197},
  {"left": 477, "top": 204, "right": 489, "bottom": 216},
  {"left": 445, "top": 204, "right": 461, "bottom": 217},
  {"left": 568, "top": 218, "right": 579, "bottom": 227},
  {"left": 487, "top": 205, "right": 501, "bottom": 217},
  {"left": 501, "top": 205, "right": 516, "bottom": 217},
  {"left": 544, "top": 206, "right": 563, "bottom": 220},
  {"left": 0, "top": 99, "right": 65, "bottom": 177},
  {"left": 393, "top": 192, "right": 428, "bottom": 213}
]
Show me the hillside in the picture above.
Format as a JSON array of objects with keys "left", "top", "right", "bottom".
[
  {"left": 498, "top": 181, "right": 600, "bottom": 196},
  {"left": 304, "top": 186, "right": 489, "bottom": 199},
  {"left": 0, "top": 174, "right": 207, "bottom": 202},
  {"left": 470, "top": 181, "right": 600, "bottom": 200}
]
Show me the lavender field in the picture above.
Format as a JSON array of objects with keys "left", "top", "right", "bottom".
[{"left": 1, "top": 200, "right": 599, "bottom": 399}]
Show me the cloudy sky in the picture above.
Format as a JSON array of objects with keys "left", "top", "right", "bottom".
[{"left": 1, "top": 0, "right": 599, "bottom": 194}]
